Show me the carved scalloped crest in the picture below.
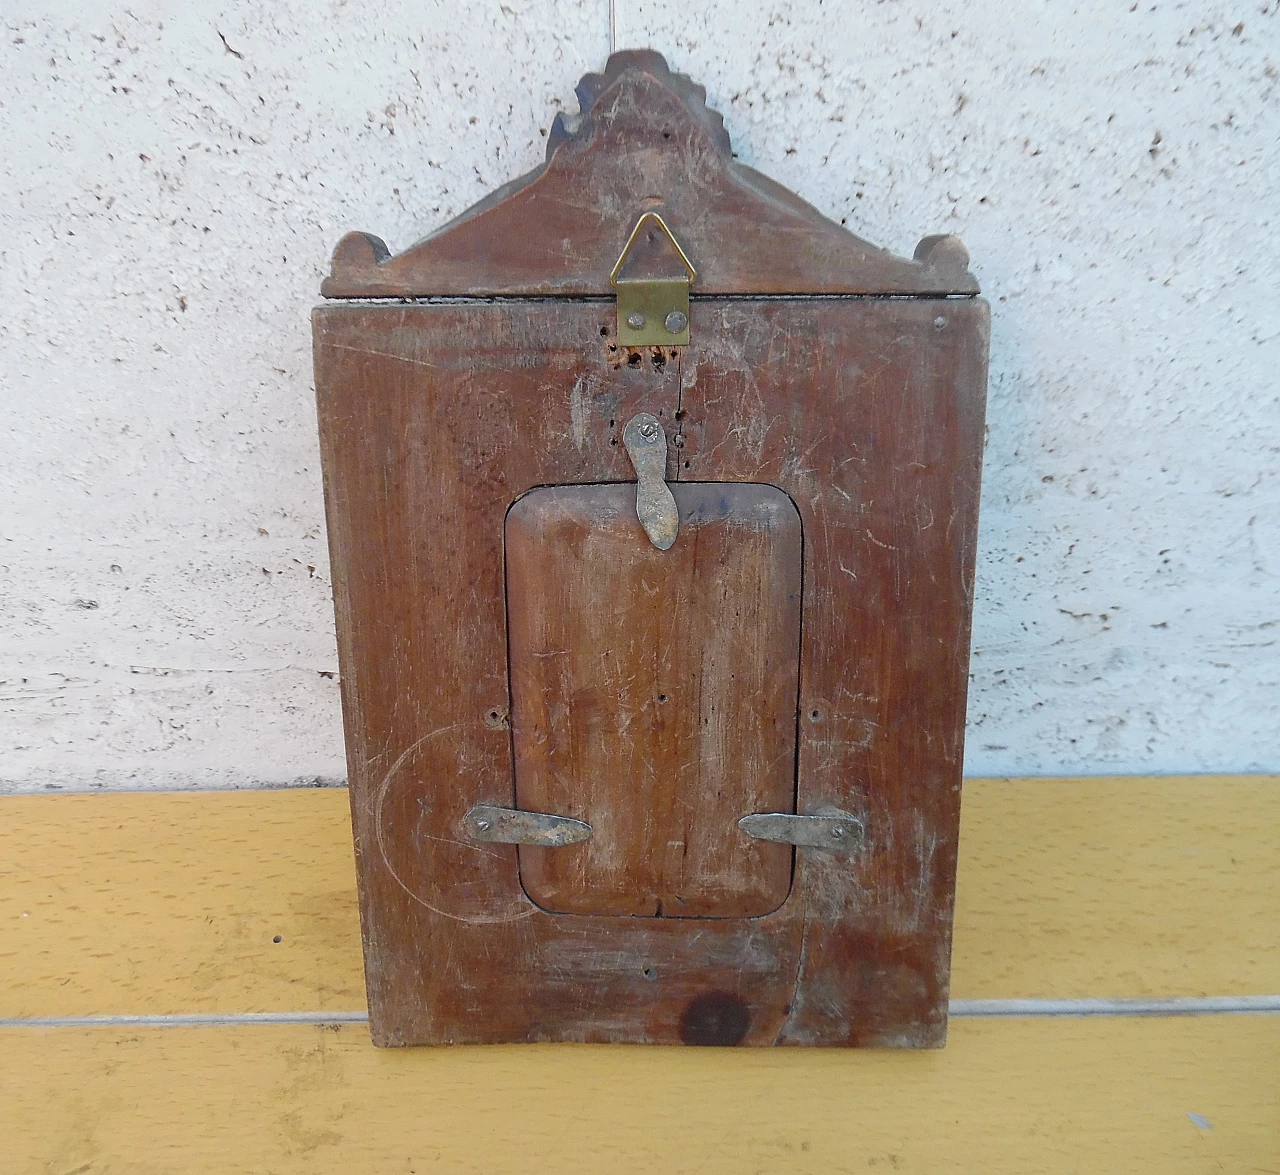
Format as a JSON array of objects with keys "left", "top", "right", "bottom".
[{"left": 322, "top": 51, "right": 978, "bottom": 298}]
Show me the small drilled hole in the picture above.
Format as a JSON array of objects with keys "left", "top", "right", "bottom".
[
  {"left": 600, "top": 326, "right": 609, "bottom": 336},
  {"left": 627, "top": 352, "right": 642, "bottom": 368},
  {"left": 657, "top": 693, "right": 668, "bottom": 704},
  {"left": 810, "top": 709, "right": 821, "bottom": 721},
  {"left": 273, "top": 935, "right": 283, "bottom": 944},
  {"left": 642, "top": 965, "right": 658, "bottom": 981}
]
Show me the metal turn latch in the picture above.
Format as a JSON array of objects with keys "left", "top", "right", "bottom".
[
  {"left": 739, "top": 810, "right": 864, "bottom": 852},
  {"left": 622, "top": 413, "right": 680, "bottom": 550},
  {"left": 463, "top": 804, "right": 592, "bottom": 847},
  {"left": 610, "top": 212, "right": 697, "bottom": 346}
]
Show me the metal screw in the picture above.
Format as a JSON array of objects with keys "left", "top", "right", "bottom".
[
  {"left": 627, "top": 312, "right": 646, "bottom": 329},
  {"left": 475, "top": 819, "right": 491, "bottom": 832},
  {"left": 830, "top": 825, "right": 845, "bottom": 839},
  {"left": 639, "top": 422, "right": 659, "bottom": 441},
  {"left": 664, "top": 310, "right": 688, "bottom": 334},
  {"left": 933, "top": 315, "right": 947, "bottom": 330}
]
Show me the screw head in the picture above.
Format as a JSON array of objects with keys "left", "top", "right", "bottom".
[
  {"left": 639, "top": 422, "right": 659, "bottom": 440},
  {"left": 933, "top": 315, "right": 947, "bottom": 330},
  {"left": 830, "top": 824, "right": 845, "bottom": 839},
  {"left": 475, "top": 819, "right": 491, "bottom": 832},
  {"left": 626, "top": 312, "right": 646, "bottom": 329},
  {"left": 664, "top": 310, "right": 689, "bottom": 334}
]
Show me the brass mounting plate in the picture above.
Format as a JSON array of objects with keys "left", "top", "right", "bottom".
[
  {"left": 610, "top": 213, "right": 696, "bottom": 346},
  {"left": 615, "top": 278, "right": 691, "bottom": 346}
]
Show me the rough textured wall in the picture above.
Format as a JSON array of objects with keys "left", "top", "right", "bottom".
[{"left": 1, "top": 0, "right": 1276, "bottom": 791}]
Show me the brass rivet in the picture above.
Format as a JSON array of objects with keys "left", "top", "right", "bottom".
[
  {"left": 664, "top": 310, "right": 688, "bottom": 334},
  {"left": 627, "top": 312, "right": 646, "bottom": 329}
]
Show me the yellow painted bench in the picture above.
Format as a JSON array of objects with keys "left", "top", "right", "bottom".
[{"left": 3, "top": 776, "right": 1277, "bottom": 1172}]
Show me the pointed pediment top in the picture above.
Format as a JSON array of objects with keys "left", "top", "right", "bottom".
[{"left": 322, "top": 51, "right": 978, "bottom": 298}]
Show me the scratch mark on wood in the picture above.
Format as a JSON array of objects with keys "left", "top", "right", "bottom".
[{"left": 326, "top": 342, "right": 438, "bottom": 369}]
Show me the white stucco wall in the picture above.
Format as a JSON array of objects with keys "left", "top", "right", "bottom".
[{"left": 2, "top": 0, "right": 1277, "bottom": 792}]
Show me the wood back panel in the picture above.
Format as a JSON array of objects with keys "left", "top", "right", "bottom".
[
  {"left": 506, "top": 482, "right": 802, "bottom": 919},
  {"left": 312, "top": 294, "right": 987, "bottom": 1046}
]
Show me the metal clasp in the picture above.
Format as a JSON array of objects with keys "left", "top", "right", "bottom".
[
  {"left": 621, "top": 413, "right": 679, "bottom": 550},
  {"left": 463, "top": 804, "right": 592, "bottom": 847},
  {"left": 610, "top": 213, "right": 697, "bottom": 346},
  {"left": 738, "top": 810, "right": 864, "bottom": 852}
]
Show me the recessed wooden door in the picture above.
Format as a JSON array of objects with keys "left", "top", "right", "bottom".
[{"left": 505, "top": 481, "right": 803, "bottom": 918}]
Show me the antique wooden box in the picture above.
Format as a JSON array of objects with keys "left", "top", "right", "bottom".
[{"left": 312, "top": 51, "right": 989, "bottom": 1047}]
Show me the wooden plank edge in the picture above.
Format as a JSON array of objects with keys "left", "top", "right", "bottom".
[{"left": 3, "top": 995, "right": 1279, "bottom": 1030}]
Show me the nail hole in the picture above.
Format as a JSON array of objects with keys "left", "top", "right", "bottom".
[
  {"left": 600, "top": 326, "right": 609, "bottom": 336},
  {"left": 683, "top": 460, "right": 690, "bottom": 468},
  {"left": 272, "top": 935, "right": 283, "bottom": 944},
  {"left": 810, "top": 709, "right": 821, "bottom": 721},
  {"left": 642, "top": 965, "right": 658, "bottom": 981},
  {"left": 657, "top": 693, "right": 668, "bottom": 704},
  {"left": 627, "top": 352, "right": 642, "bottom": 368}
]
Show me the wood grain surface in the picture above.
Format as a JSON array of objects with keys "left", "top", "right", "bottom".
[
  {"left": 507, "top": 482, "right": 802, "bottom": 919},
  {"left": 6, "top": 1016, "right": 1276, "bottom": 1174},
  {"left": 0, "top": 777, "right": 1275, "bottom": 1020},
  {"left": 314, "top": 293, "right": 987, "bottom": 1046}
]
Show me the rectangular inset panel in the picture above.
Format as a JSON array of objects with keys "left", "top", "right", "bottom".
[{"left": 505, "top": 482, "right": 802, "bottom": 918}]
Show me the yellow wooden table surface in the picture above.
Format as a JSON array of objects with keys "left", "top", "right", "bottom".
[{"left": 2, "top": 776, "right": 1277, "bottom": 1173}]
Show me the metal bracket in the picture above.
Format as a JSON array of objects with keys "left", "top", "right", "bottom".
[
  {"left": 463, "top": 804, "right": 592, "bottom": 847},
  {"left": 622, "top": 413, "right": 679, "bottom": 550},
  {"left": 738, "top": 811, "right": 863, "bottom": 852},
  {"left": 610, "top": 212, "right": 696, "bottom": 346}
]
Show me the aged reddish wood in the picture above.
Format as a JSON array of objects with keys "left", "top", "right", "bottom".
[
  {"left": 320, "top": 51, "right": 978, "bottom": 299},
  {"left": 506, "top": 482, "right": 801, "bottom": 919},
  {"left": 312, "top": 294, "right": 988, "bottom": 1047},
  {"left": 313, "top": 50, "right": 989, "bottom": 1048}
]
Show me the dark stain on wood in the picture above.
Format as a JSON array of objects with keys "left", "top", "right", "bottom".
[{"left": 680, "top": 991, "right": 752, "bottom": 1046}]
